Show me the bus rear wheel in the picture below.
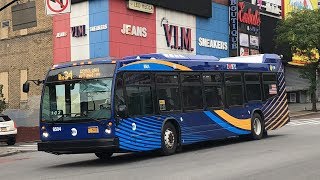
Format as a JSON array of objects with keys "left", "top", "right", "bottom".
[
  {"left": 161, "top": 122, "right": 177, "bottom": 156},
  {"left": 251, "top": 113, "right": 264, "bottom": 140},
  {"left": 95, "top": 152, "right": 113, "bottom": 160}
]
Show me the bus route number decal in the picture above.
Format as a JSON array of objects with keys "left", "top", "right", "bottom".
[{"left": 58, "top": 71, "right": 73, "bottom": 81}]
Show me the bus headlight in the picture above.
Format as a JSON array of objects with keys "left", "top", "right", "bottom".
[
  {"left": 105, "top": 128, "right": 111, "bottom": 134},
  {"left": 42, "top": 131, "right": 49, "bottom": 138}
]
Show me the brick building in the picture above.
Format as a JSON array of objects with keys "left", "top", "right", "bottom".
[{"left": 0, "top": 0, "right": 53, "bottom": 141}]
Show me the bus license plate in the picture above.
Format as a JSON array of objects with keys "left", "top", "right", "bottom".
[
  {"left": 0, "top": 127, "right": 7, "bottom": 132},
  {"left": 88, "top": 126, "right": 99, "bottom": 134}
]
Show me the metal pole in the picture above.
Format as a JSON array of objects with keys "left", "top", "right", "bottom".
[{"left": 0, "top": 0, "right": 18, "bottom": 12}]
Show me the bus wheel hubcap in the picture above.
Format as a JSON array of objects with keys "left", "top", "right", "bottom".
[
  {"left": 164, "top": 128, "right": 175, "bottom": 149},
  {"left": 253, "top": 118, "right": 262, "bottom": 135}
]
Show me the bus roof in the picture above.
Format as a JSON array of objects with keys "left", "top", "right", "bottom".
[
  {"left": 123, "top": 53, "right": 281, "bottom": 64},
  {"left": 118, "top": 53, "right": 282, "bottom": 72},
  {"left": 123, "top": 53, "right": 220, "bottom": 61}
]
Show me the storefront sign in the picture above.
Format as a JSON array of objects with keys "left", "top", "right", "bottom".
[
  {"left": 198, "top": 37, "right": 228, "bottom": 50},
  {"left": 89, "top": 24, "right": 108, "bottom": 32},
  {"left": 229, "top": 0, "right": 261, "bottom": 57},
  {"left": 238, "top": 2, "right": 261, "bottom": 26},
  {"left": 121, "top": 24, "right": 147, "bottom": 38},
  {"left": 71, "top": 25, "right": 87, "bottom": 37},
  {"left": 127, "top": 0, "right": 154, "bottom": 14},
  {"left": 229, "top": 0, "right": 239, "bottom": 56},
  {"left": 133, "top": 0, "right": 212, "bottom": 18},
  {"left": 56, "top": 32, "right": 67, "bottom": 38},
  {"left": 163, "top": 24, "right": 194, "bottom": 51}
]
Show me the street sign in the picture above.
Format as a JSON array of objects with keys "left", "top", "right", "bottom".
[{"left": 45, "top": 0, "right": 70, "bottom": 15}]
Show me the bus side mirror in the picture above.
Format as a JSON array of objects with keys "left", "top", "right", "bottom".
[
  {"left": 117, "top": 105, "right": 127, "bottom": 119},
  {"left": 23, "top": 82, "right": 30, "bottom": 93}
]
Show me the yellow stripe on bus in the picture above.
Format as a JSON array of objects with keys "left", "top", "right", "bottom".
[
  {"left": 214, "top": 110, "right": 251, "bottom": 131},
  {"left": 127, "top": 60, "right": 192, "bottom": 71}
]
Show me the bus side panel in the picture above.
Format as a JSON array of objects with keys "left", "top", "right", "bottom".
[
  {"left": 115, "top": 115, "right": 164, "bottom": 152},
  {"left": 171, "top": 111, "right": 251, "bottom": 145},
  {"left": 262, "top": 69, "right": 290, "bottom": 130}
]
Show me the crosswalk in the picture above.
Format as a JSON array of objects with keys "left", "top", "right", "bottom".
[
  {"left": 287, "top": 118, "right": 320, "bottom": 127},
  {"left": 7, "top": 143, "right": 37, "bottom": 152}
]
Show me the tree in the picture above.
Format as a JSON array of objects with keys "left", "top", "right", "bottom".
[
  {"left": 275, "top": 9, "right": 320, "bottom": 112},
  {"left": 0, "top": 84, "right": 6, "bottom": 113}
]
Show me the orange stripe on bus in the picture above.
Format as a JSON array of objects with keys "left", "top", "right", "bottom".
[{"left": 214, "top": 110, "right": 251, "bottom": 131}]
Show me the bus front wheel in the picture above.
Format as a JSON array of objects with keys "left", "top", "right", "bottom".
[
  {"left": 251, "top": 113, "right": 264, "bottom": 140},
  {"left": 161, "top": 122, "right": 178, "bottom": 156},
  {"left": 95, "top": 152, "right": 113, "bottom": 160}
]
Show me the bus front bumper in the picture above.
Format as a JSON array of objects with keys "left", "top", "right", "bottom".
[{"left": 38, "top": 138, "right": 119, "bottom": 155}]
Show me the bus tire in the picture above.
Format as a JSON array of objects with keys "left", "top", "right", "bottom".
[
  {"left": 161, "top": 122, "right": 177, "bottom": 156},
  {"left": 251, "top": 113, "right": 264, "bottom": 140},
  {"left": 95, "top": 152, "right": 113, "bottom": 160}
]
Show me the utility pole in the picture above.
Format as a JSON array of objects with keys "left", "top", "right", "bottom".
[{"left": 0, "top": 0, "right": 18, "bottom": 12}]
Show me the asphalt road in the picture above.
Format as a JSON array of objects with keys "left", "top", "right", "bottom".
[{"left": 1, "top": 117, "right": 320, "bottom": 180}]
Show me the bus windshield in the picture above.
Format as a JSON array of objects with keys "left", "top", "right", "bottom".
[{"left": 41, "top": 78, "right": 113, "bottom": 123}]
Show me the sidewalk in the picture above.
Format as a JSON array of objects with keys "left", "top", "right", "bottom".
[
  {"left": 0, "top": 145, "right": 19, "bottom": 157},
  {"left": 288, "top": 102, "right": 320, "bottom": 117},
  {"left": 0, "top": 142, "right": 37, "bottom": 157}
]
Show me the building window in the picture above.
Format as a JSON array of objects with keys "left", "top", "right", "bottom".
[
  {"left": 1, "top": 20, "right": 10, "bottom": 28},
  {"left": 0, "top": 72, "right": 9, "bottom": 103},
  {"left": 20, "top": 70, "right": 28, "bottom": 109}
]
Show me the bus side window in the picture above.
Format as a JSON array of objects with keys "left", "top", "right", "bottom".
[
  {"left": 181, "top": 73, "right": 203, "bottom": 110},
  {"left": 156, "top": 74, "right": 181, "bottom": 112},
  {"left": 225, "top": 73, "right": 243, "bottom": 106},
  {"left": 125, "top": 73, "right": 153, "bottom": 116},
  {"left": 115, "top": 74, "right": 125, "bottom": 113},
  {"left": 262, "top": 73, "right": 278, "bottom": 100},
  {"left": 203, "top": 73, "right": 223, "bottom": 108},
  {"left": 245, "top": 73, "right": 262, "bottom": 101}
]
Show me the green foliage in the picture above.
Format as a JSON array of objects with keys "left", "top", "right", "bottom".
[
  {"left": 275, "top": 9, "right": 320, "bottom": 111},
  {"left": 0, "top": 84, "right": 6, "bottom": 113},
  {"left": 276, "top": 9, "right": 320, "bottom": 54}
]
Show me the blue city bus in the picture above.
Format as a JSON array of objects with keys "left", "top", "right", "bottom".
[{"left": 32, "top": 53, "right": 289, "bottom": 158}]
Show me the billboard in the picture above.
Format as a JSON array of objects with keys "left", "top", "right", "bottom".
[
  {"left": 283, "top": 0, "right": 318, "bottom": 17},
  {"left": 134, "top": 0, "right": 212, "bottom": 18},
  {"left": 242, "top": 0, "right": 282, "bottom": 18}
]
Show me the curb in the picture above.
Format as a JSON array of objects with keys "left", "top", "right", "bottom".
[
  {"left": 290, "top": 112, "right": 320, "bottom": 118},
  {"left": 0, "top": 150, "right": 20, "bottom": 158}
]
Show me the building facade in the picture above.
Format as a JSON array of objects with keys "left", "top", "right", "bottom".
[
  {"left": 52, "top": 0, "right": 230, "bottom": 65},
  {"left": 0, "top": 0, "right": 53, "bottom": 136}
]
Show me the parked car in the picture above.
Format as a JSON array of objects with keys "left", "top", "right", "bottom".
[{"left": 0, "top": 114, "right": 17, "bottom": 145}]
